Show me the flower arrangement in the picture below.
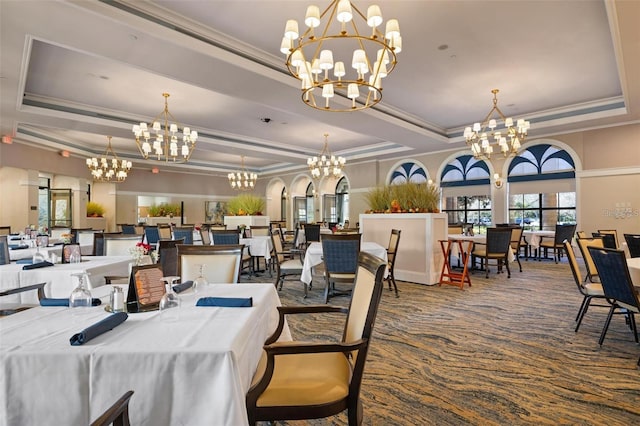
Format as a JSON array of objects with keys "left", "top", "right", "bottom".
[
  {"left": 129, "top": 242, "right": 157, "bottom": 264},
  {"left": 60, "top": 233, "right": 73, "bottom": 244},
  {"left": 365, "top": 182, "right": 441, "bottom": 214}
]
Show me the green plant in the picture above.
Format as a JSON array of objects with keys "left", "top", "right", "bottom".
[
  {"left": 86, "top": 201, "right": 105, "bottom": 217},
  {"left": 147, "top": 203, "right": 181, "bottom": 217},
  {"left": 227, "top": 193, "right": 265, "bottom": 215},
  {"left": 364, "top": 182, "right": 440, "bottom": 213}
]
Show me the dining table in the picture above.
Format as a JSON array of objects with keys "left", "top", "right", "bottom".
[
  {"left": 300, "top": 241, "right": 388, "bottom": 284},
  {"left": 8, "top": 244, "right": 92, "bottom": 261},
  {"left": 0, "top": 282, "right": 288, "bottom": 426},
  {"left": 522, "top": 230, "right": 555, "bottom": 257},
  {"left": 0, "top": 256, "right": 131, "bottom": 304},
  {"left": 446, "top": 234, "right": 516, "bottom": 262},
  {"left": 627, "top": 257, "right": 640, "bottom": 287}
]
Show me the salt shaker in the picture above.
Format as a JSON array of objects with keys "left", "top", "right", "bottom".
[{"left": 110, "top": 286, "right": 125, "bottom": 312}]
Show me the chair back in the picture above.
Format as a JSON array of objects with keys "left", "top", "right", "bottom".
[
  {"left": 0, "top": 226, "right": 11, "bottom": 236},
  {"left": 173, "top": 227, "right": 194, "bottom": 244},
  {"left": 508, "top": 226, "right": 524, "bottom": 251},
  {"left": 177, "top": 244, "right": 243, "bottom": 283},
  {"left": 62, "top": 243, "right": 81, "bottom": 263},
  {"left": 250, "top": 226, "right": 271, "bottom": 237},
  {"left": 303, "top": 224, "right": 321, "bottom": 243},
  {"left": 93, "top": 232, "right": 105, "bottom": 256},
  {"left": 448, "top": 225, "right": 463, "bottom": 234},
  {"left": 624, "top": 234, "right": 640, "bottom": 258},
  {"left": 90, "top": 390, "right": 134, "bottom": 426},
  {"left": 387, "top": 229, "right": 401, "bottom": 267},
  {"left": 271, "top": 229, "right": 285, "bottom": 264},
  {"left": 576, "top": 230, "right": 587, "bottom": 239},
  {"left": 321, "top": 233, "right": 362, "bottom": 274},
  {"left": 0, "top": 282, "right": 47, "bottom": 316},
  {"left": 486, "top": 227, "right": 512, "bottom": 255},
  {"left": 120, "top": 224, "right": 136, "bottom": 234},
  {"left": 597, "top": 229, "right": 619, "bottom": 248},
  {"left": 209, "top": 224, "right": 227, "bottom": 231},
  {"left": 592, "top": 232, "right": 617, "bottom": 249},
  {"left": 0, "top": 235, "right": 10, "bottom": 265},
  {"left": 212, "top": 230, "right": 240, "bottom": 245},
  {"left": 554, "top": 224, "right": 577, "bottom": 245},
  {"left": 104, "top": 234, "right": 142, "bottom": 256},
  {"left": 158, "top": 224, "right": 172, "bottom": 239},
  {"left": 76, "top": 229, "right": 98, "bottom": 254},
  {"left": 70, "top": 228, "right": 92, "bottom": 244},
  {"left": 576, "top": 236, "right": 604, "bottom": 281},
  {"left": 589, "top": 247, "right": 640, "bottom": 312},
  {"left": 158, "top": 238, "right": 184, "bottom": 277},
  {"left": 50, "top": 227, "right": 71, "bottom": 240},
  {"left": 199, "top": 228, "right": 211, "bottom": 245},
  {"left": 144, "top": 226, "right": 160, "bottom": 245},
  {"left": 564, "top": 241, "right": 588, "bottom": 295}
]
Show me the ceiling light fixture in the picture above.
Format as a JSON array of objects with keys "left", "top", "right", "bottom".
[
  {"left": 132, "top": 93, "right": 198, "bottom": 163},
  {"left": 228, "top": 156, "right": 258, "bottom": 191},
  {"left": 280, "top": 0, "right": 401, "bottom": 112},
  {"left": 307, "top": 133, "right": 346, "bottom": 179},
  {"left": 86, "top": 136, "right": 132, "bottom": 182},
  {"left": 463, "top": 89, "right": 530, "bottom": 160}
]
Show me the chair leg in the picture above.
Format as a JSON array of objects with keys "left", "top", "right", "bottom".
[
  {"left": 505, "top": 257, "right": 511, "bottom": 278},
  {"left": 575, "top": 296, "right": 591, "bottom": 332},
  {"left": 599, "top": 305, "right": 616, "bottom": 345},
  {"left": 516, "top": 254, "right": 522, "bottom": 272}
]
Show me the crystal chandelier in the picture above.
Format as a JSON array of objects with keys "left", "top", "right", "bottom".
[
  {"left": 131, "top": 93, "right": 198, "bottom": 162},
  {"left": 228, "top": 156, "right": 258, "bottom": 191},
  {"left": 86, "top": 136, "right": 132, "bottom": 182},
  {"left": 463, "top": 89, "right": 531, "bottom": 160},
  {"left": 280, "top": 0, "right": 401, "bottom": 112},
  {"left": 307, "top": 133, "right": 346, "bottom": 179}
]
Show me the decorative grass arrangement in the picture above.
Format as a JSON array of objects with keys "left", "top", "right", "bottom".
[
  {"left": 147, "top": 203, "right": 181, "bottom": 217},
  {"left": 365, "top": 182, "right": 440, "bottom": 213},
  {"left": 227, "top": 193, "right": 265, "bottom": 216},
  {"left": 86, "top": 201, "right": 105, "bottom": 217}
]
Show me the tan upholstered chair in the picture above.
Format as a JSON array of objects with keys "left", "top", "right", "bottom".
[
  {"left": 538, "top": 224, "right": 577, "bottom": 263},
  {"left": 576, "top": 236, "right": 604, "bottom": 283},
  {"left": 103, "top": 234, "right": 143, "bottom": 257},
  {"left": 90, "top": 390, "right": 134, "bottom": 426},
  {"left": 158, "top": 224, "right": 172, "bottom": 240},
  {"left": 597, "top": 229, "right": 619, "bottom": 248},
  {"left": 177, "top": 244, "right": 243, "bottom": 284},
  {"left": 250, "top": 225, "right": 271, "bottom": 237},
  {"left": 246, "top": 252, "right": 387, "bottom": 426},
  {"left": 564, "top": 241, "right": 607, "bottom": 332}
]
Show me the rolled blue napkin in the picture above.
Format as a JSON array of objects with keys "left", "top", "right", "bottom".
[
  {"left": 69, "top": 312, "right": 128, "bottom": 346},
  {"left": 8, "top": 244, "right": 28, "bottom": 250},
  {"left": 40, "top": 298, "right": 102, "bottom": 307},
  {"left": 16, "top": 259, "right": 33, "bottom": 265},
  {"left": 9, "top": 236, "right": 21, "bottom": 241},
  {"left": 172, "top": 280, "right": 193, "bottom": 293},
  {"left": 22, "top": 261, "right": 54, "bottom": 270},
  {"left": 196, "top": 297, "right": 253, "bottom": 307}
]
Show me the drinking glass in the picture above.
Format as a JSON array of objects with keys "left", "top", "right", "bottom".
[
  {"left": 193, "top": 264, "right": 207, "bottom": 293},
  {"left": 69, "top": 272, "right": 92, "bottom": 314},
  {"left": 159, "top": 276, "right": 181, "bottom": 321}
]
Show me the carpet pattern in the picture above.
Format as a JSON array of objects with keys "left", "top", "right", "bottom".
[{"left": 245, "top": 256, "right": 640, "bottom": 425}]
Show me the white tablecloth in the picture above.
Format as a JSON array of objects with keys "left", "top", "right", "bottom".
[
  {"left": 628, "top": 257, "right": 640, "bottom": 286},
  {"left": 240, "top": 236, "right": 273, "bottom": 261},
  {"left": 0, "top": 256, "right": 131, "bottom": 304},
  {"left": 0, "top": 283, "right": 285, "bottom": 426},
  {"left": 8, "top": 244, "right": 92, "bottom": 261},
  {"left": 295, "top": 227, "right": 333, "bottom": 247},
  {"left": 301, "top": 241, "right": 388, "bottom": 284},
  {"left": 523, "top": 230, "right": 555, "bottom": 250}
]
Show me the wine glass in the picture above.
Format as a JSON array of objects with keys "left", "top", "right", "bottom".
[
  {"left": 193, "top": 264, "right": 207, "bottom": 293},
  {"left": 69, "top": 246, "right": 81, "bottom": 264},
  {"left": 69, "top": 272, "right": 92, "bottom": 316},
  {"left": 159, "top": 276, "right": 181, "bottom": 321}
]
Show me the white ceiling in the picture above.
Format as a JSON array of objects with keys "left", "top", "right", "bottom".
[{"left": 1, "top": 0, "right": 638, "bottom": 178}]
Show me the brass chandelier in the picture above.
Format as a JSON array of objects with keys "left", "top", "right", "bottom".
[
  {"left": 280, "top": 0, "right": 401, "bottom": 112},
  {"left": 463, "top": 89, "right": 530, "bottom": 160},
  {"left": 228, "top": 156, "right": 258, "bottom": 191},
  {"left": 86, "top": 136, "right": 132, "bottom": 182},
  {"left": 131, "top": 93, "right": 198, "bottom": 162},
  {"left": 307, "top": 133, "right": 345, "bottom": 179}
]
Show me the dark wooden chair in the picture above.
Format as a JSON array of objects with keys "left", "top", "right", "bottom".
[
  {"left": 62, "top": 243, "right": 81, "bottom": 263},
  {"left": 143, "top": 226, "right": 160, "bottom": 245},
  {"left": 0, "top": 282, "right": 46, "bottom": 316},
  {"left": 592, "top": 232, "right": 617, "bottom": 249},
  {"left": 0, "top": 226, "right": 12, "bottom": 236},
  {"left": 386, "top": 229, "right": 401, "bottom": 297},
  {"left": 303, "top": 223, "right": 321, "bottom": 248},
  {"left": 93, "top": 232, "right": 105, "bottom": 256},
  {"left": 212, "top": 229, "right": 240, "bottom": 245},
  {"left": 597, "top": 229, "right": 619, "bottom": 248},
  {"left": 624, "top": 233, "right": 640, "bottom": 258},
  {"left": 564, "top": 241, "right": 608, "bottom": 332},
  {"left": 588, "top": 246, "right": 639, "bottom": 347},
  {"left": 321, "top": 233, "right": 362, "bottom": 303},
  {"left": 246, "top": 252, "right": 387, "bottom": 426},
  {"left": 177, "top": 244, "right": 243, "bottom": 284},
  {"left": 270, "top": 229, "right": 304, "bottom": 294},
  {"left": 471, "top": 227, "right": 512, "bottom": 278},
  {"left": 158, "top": 238, "right": 184, "bottom": 277},
  {"left": 0, "top": 235, "right": 10, "bottom": 265},
  {"left": 173, "top": 226, "right": 194, "bottom": 244},
  {"left": 576, "top": 236, "right": 604, "bottom": 283},
  {"left": 90, "top": 390, "right": 134, "bottom": 426}
]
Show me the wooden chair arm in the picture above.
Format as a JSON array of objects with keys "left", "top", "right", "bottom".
[{"left": 264, "top": 305, "right": 348, "bottom": 345}]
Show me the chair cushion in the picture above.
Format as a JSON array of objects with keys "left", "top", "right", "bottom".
[
  {"left": 254, "top": 350, "right": 351, "bottom": 407},
  {"left": 583, "top": 283, "right": 604, "bottom": 296},
  {"left": 280, "top": 259, "right": 303, "bottom": 271},
  {"left": 539, "top": 241, "right": 560, "bottom": 248}
]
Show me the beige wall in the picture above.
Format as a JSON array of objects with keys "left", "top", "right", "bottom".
[{"left": 1, "top": 123, "right": 639, "bottom": 236}]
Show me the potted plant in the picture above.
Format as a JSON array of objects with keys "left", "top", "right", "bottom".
[
  {"left": 86, "top": 201, "right": 105, "bottom": 217},
  {"left": 227, "top": 194, "right": 265, "bottom": 216},
  {"left": 148, "top": 203, "right": 181, "bottom": 217},
  {"left": 365, "top": 182, "right": 440, "bottom": 213}
]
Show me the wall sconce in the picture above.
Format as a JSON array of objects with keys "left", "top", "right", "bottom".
[
  {"left": 60, "top": 150, "right": 70, "bottom": 158},
  {"left": 151, "top": 167, "right": 159, "bottom": 174},
  {"left": 493, "top": 173, "right": 504, "bottom": 189}
]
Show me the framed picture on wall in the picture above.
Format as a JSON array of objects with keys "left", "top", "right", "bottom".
[{"left": 205, "top": 201, "right": 227, "bottom": 223}]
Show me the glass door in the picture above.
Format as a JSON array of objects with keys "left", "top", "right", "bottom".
[{"left": 50, "top": 189, "right": 72, "bottom": 228}]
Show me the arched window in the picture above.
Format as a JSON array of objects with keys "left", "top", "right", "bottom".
[
  {"left": 440, "top": 155, "right": 492, "bottom": 232},
  {"left": 507, "top": 144, "right": 576, "bottom": 230},
  {"left": 390, "top": 161, "right": 427, "bottom": 184}
]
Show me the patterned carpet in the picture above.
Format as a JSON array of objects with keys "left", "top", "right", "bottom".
[{"left": 245, "top": 256, "right": 640, "bottom": 426}]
